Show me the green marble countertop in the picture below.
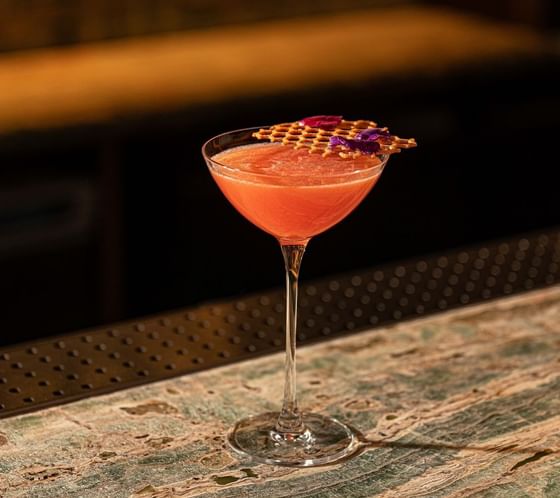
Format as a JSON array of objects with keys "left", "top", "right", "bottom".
[{"left": 1, "top": 287, "right": 560, "bottom": 497}]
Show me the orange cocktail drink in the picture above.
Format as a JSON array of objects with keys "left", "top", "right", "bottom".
[
  {"left": 203, "top": 117, "right": 415, "bottom": 467},
  {"left": 211, "top": 142, "right": 383, "bottom": 243}
]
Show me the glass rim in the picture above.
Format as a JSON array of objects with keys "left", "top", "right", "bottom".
[{"left": 202, "top": 126, "right": 389, "bottom": 181}]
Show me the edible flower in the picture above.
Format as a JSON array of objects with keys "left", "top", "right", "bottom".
[
  {"left": 329, "top": 136, "right": 381, "bottom": 154},
  {"left": 299, "top": 115, "right": 342, "bottom": 130},
  {"left": 356, "top": 127, "right": 391, "bottom": 141}
]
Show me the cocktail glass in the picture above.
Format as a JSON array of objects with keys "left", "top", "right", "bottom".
[{"left": 203, "top": 126, "right": 388, "bottom": 467}]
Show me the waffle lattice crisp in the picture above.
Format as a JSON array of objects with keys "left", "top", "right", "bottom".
[{"left": 253, "top": 119, "right": 416, "bottom": 158}]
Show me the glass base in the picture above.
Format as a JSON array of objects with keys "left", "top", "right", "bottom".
[{"left": 227, "top": 412, "right": 358, "bottom": 467}]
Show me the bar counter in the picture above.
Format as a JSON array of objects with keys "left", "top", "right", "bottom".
[{"left": 1, "top": 283, "right": 559, "bottom": 497}]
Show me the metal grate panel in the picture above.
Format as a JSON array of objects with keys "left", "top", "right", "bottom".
[{"left": 1, "top": 229, "right": 559, "bottom": 419}]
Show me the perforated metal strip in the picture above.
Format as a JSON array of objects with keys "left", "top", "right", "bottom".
[{"left": 1, "top": 229, "right": 559, "bottom": 419}]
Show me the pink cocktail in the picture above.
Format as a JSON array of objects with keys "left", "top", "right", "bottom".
[
  {"left": 211, "top": 142, "right": 383, "bottom": 244},
  {"left": 203, "top": 119, "right": 414, "bottom": 467}
]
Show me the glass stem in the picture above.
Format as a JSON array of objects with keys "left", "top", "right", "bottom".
[{"left": 276, "top": 242, "right": 307, "bottom": 434}]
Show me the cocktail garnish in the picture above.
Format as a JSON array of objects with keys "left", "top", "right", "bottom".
[
  {"left": 355, "top": 127, "right": 391, "bottom": 141},
  {"left": 253, "top": 117, "right": 416, "bottom": 158},
  {"left": 299, "top": 115, "right": 342, "bottom": 130},
  {"left": 329, "top": 136, "right": 381, "bottom": 154}
]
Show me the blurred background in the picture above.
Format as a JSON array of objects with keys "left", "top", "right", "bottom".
[{"left": 0, "top": 0, "right": 559, "bottom": 347}]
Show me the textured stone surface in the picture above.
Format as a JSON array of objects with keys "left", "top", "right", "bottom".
[{"left": 1, "top": 287, "right": 560, "bottom": 497}]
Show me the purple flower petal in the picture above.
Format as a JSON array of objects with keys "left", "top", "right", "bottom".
[
  {"left": 329, "top": 136, "right": 349, "bottom": 148},
  {"left": 329, "top": 135, "right": 380, "bottom": 154},
  {"left": 299, "top": 115, "right": 343, "bottom": 130},
  {"left": 356, "top": 128, "right": 391, "bottom": 141}
]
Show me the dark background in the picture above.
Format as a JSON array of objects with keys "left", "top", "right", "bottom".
[{"left": 0, "top": 0, "right": 559, "bottom": 347}]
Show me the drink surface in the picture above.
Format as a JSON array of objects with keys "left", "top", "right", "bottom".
[{"left": 211, "top": 142, "right": 384, "bottom": 243}]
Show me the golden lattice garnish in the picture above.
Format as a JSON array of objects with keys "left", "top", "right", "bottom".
[{"left": 253, "top": 117, "right": 416, "bottom": 158}]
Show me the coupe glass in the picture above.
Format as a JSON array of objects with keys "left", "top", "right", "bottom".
[{"left": 203, "top": 127, "right": 389, "bottom": 467}]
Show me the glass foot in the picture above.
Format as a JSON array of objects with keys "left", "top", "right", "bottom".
[{"left": 227, "top": 412, "right": 358, "bottom": 467}]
